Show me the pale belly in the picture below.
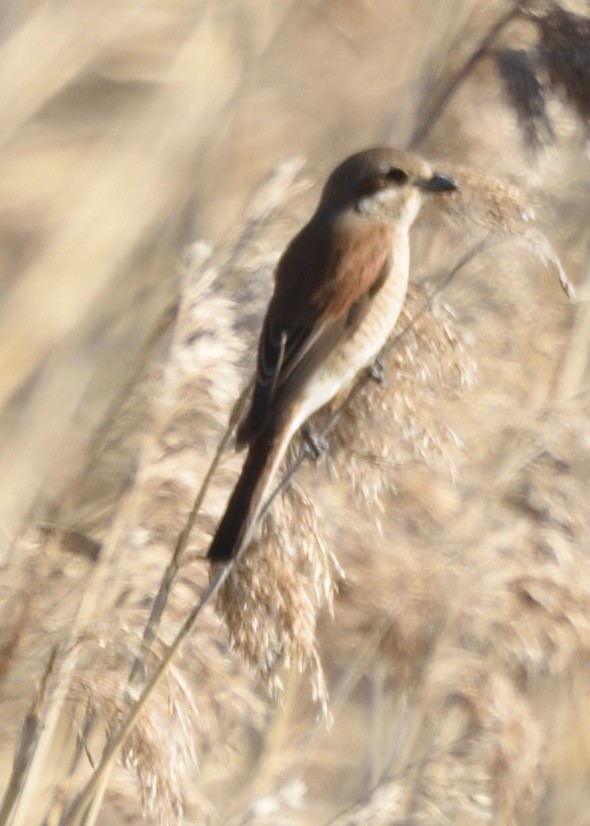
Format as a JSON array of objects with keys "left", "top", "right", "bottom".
[
  {"left": 248, "top": 239, "right": 411, "bottom": 530},
  {"left": 288, "top": 247, "right": 410, "bottom": 440}
]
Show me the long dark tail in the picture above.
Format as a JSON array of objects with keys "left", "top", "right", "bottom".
[{"left": 207, "top": 430, "right": 287, "bottom": 562}]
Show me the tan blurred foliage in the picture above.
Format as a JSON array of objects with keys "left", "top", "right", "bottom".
[{"left": 1, "top": 1, "right": 590, "bottom": 824}]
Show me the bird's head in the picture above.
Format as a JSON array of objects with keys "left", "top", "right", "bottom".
[{"left": 319, "top": 147, "right": 457, "bottom": 229}]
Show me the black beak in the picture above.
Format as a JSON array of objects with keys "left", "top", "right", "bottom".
[{"left": 418, "top": 172, "right": 458, "bottom": 193}]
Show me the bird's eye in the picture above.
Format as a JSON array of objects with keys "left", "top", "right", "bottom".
[{"left": 386, "top": 167, "right": 409, "bottom": 184}]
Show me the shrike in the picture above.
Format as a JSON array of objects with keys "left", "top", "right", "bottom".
[{"left": 208, "top": 147, "right": 457, "bottom": 563}]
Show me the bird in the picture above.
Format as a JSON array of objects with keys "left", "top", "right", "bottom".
[{"left": 207, "top": 147, "right": 457, "bottom": 562}]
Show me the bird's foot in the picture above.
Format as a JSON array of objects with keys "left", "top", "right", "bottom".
[
  {"left": 302, "top": 425, "right": 328, "bottom": 459},
  {"left": 367, "top": 358, "right": 385, "bottom": 384}
]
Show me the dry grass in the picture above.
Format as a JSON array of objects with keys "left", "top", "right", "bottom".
[{"left": 1, "top": 1, "right": 590, "bottom": 824}]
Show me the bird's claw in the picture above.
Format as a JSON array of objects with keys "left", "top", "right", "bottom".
[
  {"left": 367, "top": 358, "right": 385, "bottom": 383},
  {"left": 302, "top": 425, "right": 328, "bottom": 459}
]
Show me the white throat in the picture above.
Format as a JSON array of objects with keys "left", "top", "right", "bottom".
[{"left": 357, "top": 187, "right": 423, "bottom": 231}]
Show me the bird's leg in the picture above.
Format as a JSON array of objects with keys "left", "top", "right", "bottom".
[
  {"left": 301, "top": 425, "right": 329, "bottom": 459},
  {"left": 367, "top": 357, "right": 385, "bottom": 384}
]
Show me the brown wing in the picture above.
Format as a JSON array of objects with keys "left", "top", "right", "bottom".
[{"left": 236, "top": 212, "right": 391, "bottom": 446}]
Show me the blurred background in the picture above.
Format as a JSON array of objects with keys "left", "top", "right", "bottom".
[{"left": 1, "top": 0, "right": 590, "bottom": 824}]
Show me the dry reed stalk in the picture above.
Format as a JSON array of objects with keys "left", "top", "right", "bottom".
[
  {"left": 131, "top": 158, "right": 305, "bottom": 681},
  {"left": 54, "top": 267, "right": 244, "bottom": 823},
  {"left": 0, "top": 246, "right": 243, "bottom": 825},
  {"left": 216, "top": 482, "right": 336, "bottom": 716},
  {"left": 0, "top": 1, "right": 308, "bottom": 817},
  {"left": 0, "top": 647, "right": 60, "bottom": 825},
  {"left": 556, "top": 246, "right": 590, "bottom": 399},
  {"left": 324, "top": 387, "right": 590, "bottom": 823},
  {"left": 50, "top": 158, "right": 306, "bottom": 822},
  {"left": 412, "top": 2, "right": 590, "bottom": 151},
  {"left": 3, "top": 2, "right": 590, "bottom": 824}
]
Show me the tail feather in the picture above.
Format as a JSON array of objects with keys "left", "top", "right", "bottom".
[{"left": 207, "top": 431, "right": 287, "bottom": 562}]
